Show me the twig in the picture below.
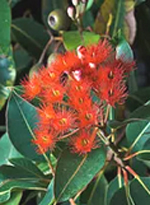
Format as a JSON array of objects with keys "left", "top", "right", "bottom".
[
  {"left": 59, "top": 128, "right": 80, "bottom": 140},
  {"left": 69, "top": 198, "right": 77, "bottom": 205},
  {"left": 38, "top": 38, "right": 53, "bottom": 64}
]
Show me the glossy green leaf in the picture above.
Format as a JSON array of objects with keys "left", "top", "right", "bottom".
[
  {"left": 81, "top": 175, "right": 108, "bottom": 205},
  {"left": 135, "top": 0, "right": 146, "bottom": 5},
  {"left": 82, "top": 10, "right": 95, "bottom": 28},
  {"left": 94, "top": 0, "right": 125, "bottom": 37},
  {"left": 107, "top": 176, "right": 124, "bottom": 205},
  {"left": 109, "top": 187, "right": 128, "bottom": 205},
  {"left": 130, "top": 177, "right": 150, "bottom": 205},
  {"left": 39, "top": 179, "right": 54, "bottom": 205},
  {"left": 6, "top": 91, "right": 44, "bottom": 161},
  {"left": 129, "top": 103, "right": 150, "bottom": 119},
  {"left": 54, "top": 148, "right": 106, "bottom": 202},
  {"left": 107, "top": 118, "right": 147, "bottom": 129},
  {"left": 11, "top": 18, "right": 49, "bottom": 59},
  {"left": 0, "top": 50, "right": 16, "bottom": 86},
  {"left": 63, "top": 31, "right": 100, "bottom": 51},
  {"left": 13, "top": 47, "right": 32, "bottom": 73},
  {"left": 0, "top": 133, "right": 23, "bottom": 166},
  {"left": 0, "top": 46, "right": 16, "bottom": 110},
  {"left": 131, "top": 157, "right": 147, "bottom": 176},
  {"left": 126, "top": 120, "right": 150, "bottom": 152},
  {"left": 116, "top": 38, "right": 133, "bottom": 62},
  {"left": 136, "top": 138, "right": 150, "bottom": 161},
  {"left": 7, "top": 0, "right": 22, "bottom": 8},
  {"left": 0, "top": 0, "right": 11, "bottom": 53},
  {"left": 126, "top": 87, "right": 150, "bottom": 112},
  {"left": 2, "top": 191, "right": 22, "bottom": 205},
  {"left": 0, "top": 84, "right": 10, "bottom": 110},
  {"left": 9, "top": 158, "right": 46, "bottom": 178},
  {"left": 115, "top": 38, "right": 137, "bottom": 93},
  {"left": 0, "top": 164, "right": 47, "bottom": 203},
  {"left": 86, "top": 0, "right": 94, "bottom": 10},
  {"left": 110, "top": 177, "right": 150, "bottom": 205}
]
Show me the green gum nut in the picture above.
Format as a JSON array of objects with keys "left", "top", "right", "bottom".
[
  {"left": 47, "top": 53, "right": 58, "bottom": 66},
  {"left": 48, "top": 9, "right": 71, "bottom": 31},
  {"left": 29, "top": 62, "right": 42, "bottom": 79}
]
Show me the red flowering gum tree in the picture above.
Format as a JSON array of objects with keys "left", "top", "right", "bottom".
[{"left": 21, "top": 39, "right": 135, "bottom": 155}]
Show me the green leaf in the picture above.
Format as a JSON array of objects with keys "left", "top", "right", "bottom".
[
  {"left": 94, "top": 0, "right": 125, "bottom": 37},
  {"left": 7, "top": 0, "right": 22, "bottom": 8},
  {"left": 54, "top": 148, "right": 106, "bottom": 202},
  {"left": 0, "top": 164, "right": 48, "bottom": 203},
  {"left": 11, "top": 18, "right": 49, "bottom": 59},
  {"left": 0, "top": 84, "right": 10, "bottom": 111},
  {"left": 86, "top": 0, "right": 94, "bottom": 10},
  {"left": 0, "top": 0, "right": 11, "bottom": 53},
  {"left": 129, "top": 103, "right": 150, "bottom": 119},
  {"left": 0, "top": 46, "right": 16, "bottom": 110},
  {"left": 126, "top": 87, "right": 150, "bottom": 112},
  {"left": 110, "top": 177, "right": 150, "bottom": 205},
  {"left": 0, "top": 179, "right": 47, "bottom": 204},
  {"left": 6, "top": 91, "right": 44, "bottom": 161},
  {"left": 0, "top": 133, "right": 23, "bottom": 166},
  {"left": 9, "top": 158, "right": 46, "bottom": 178},
  {"left": 109, "top": 187, "right": 128, "bottom": 205},
  {"left": 39, "top": 179, "right": 54, "bottom": 205},
  {"left": 107, "top": 176, "right": 124, "bottom": 205},
  {"left": 82, "top": 10, "right": 95, "bottom": 28},
  {"left": 135, "top": 0, "right": 146, "bottom": 6},
  {"left": 63, "top": 31, "right": 100, "bottom": 51},
  {"left": 126, "top": 120, "right": 150, "bottom": 152},
  {"left": 2, "top": 191, "right": 22, "bottom": 205},
  {"left": 116, "top": 38, "right": 133, "bottom": 62},
  {"left": 81, "top": 175, "right": 108, "bottom": 205},
  {"left": 130, "top": 177, "right": 150, "bottom": 205},
  {"left": 13, "top": 47, "right": 32, "bottom": 73},
  {"left": 0, "top": 49, "right": 16, "bottom": 86},
  {"left": 115, "top": 37, "right": 137, "bottom": 93},
  {"left": 107, "top": 118, "right": 147, "bottom": 130}
]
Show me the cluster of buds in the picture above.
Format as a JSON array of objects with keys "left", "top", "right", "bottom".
[
  {"left": 21, "top": 39, "right": 135, "bottom": 155},
  {"left": 67, "top": 0, "right": 87, "bottom": 21}
]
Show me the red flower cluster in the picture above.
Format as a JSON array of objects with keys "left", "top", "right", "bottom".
[{"left": 21, "top": 39, "right": 134, "bottom": 154}]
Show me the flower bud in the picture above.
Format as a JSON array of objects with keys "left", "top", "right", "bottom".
[
  {"left": 80, "top": 0, "right": 87, "bottom": 3},
  {"left": 67, "top": 6, "right": 75, "bottom": 20},
  {"left": 76, "top": 45, "right": 86, "bottom": 59},
  {"left": 72, "top": 70, "right": 81, "bottom": 81},
  {"left": 72, "top": 0, "right": 79, "bottom": 6}
]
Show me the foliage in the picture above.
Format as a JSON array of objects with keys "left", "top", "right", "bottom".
[{"left": 0, "top": 0, "right": 150, "bottom": 205}]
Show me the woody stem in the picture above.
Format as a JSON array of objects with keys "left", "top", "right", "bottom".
[
  {"left": 59, "top": 128, "right": 80, "bottom": 140},
  {"left": 97, "top": 130, "right": 125, "bottom": 167}
]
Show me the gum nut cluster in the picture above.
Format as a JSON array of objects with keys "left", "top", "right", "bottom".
[{"left": 21, "top": 39, "right": 135, "bottom": 155}]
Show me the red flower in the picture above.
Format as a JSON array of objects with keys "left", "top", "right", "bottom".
[
  {"left": 42, "top": 84, "right": 65, "bottom": 104},
  {"left": 51, "top": 51, "right": 81, "bottom": 75},
  {"left": 39, "top": 67, "right": 59, "bottom": 88},
  {"left": 53, "top": 107, "right": 77, "bottom": 134},
  {"left": 20, "top": 39, "right": 134, "bottom": 154},
  {"left": 77, "top": 40, "right": 112, "bottom": 65},
  {"left": 70, "top": 129, "right": 98, "bottom": 154},
  {"left": 95, "top": 60, "right": 128, "bottom": 106},
  {"left": 32, "top": 129, "right": 57, "bottom": 153},
  {"left": 37, "top": 104, "right": 56, "bottom": 125},
  {"left": 21, "top": 74, "right": 41, "bottom": 100},
  {"left": 78, "top": 107, "right": 98, "bottom": 127}
]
